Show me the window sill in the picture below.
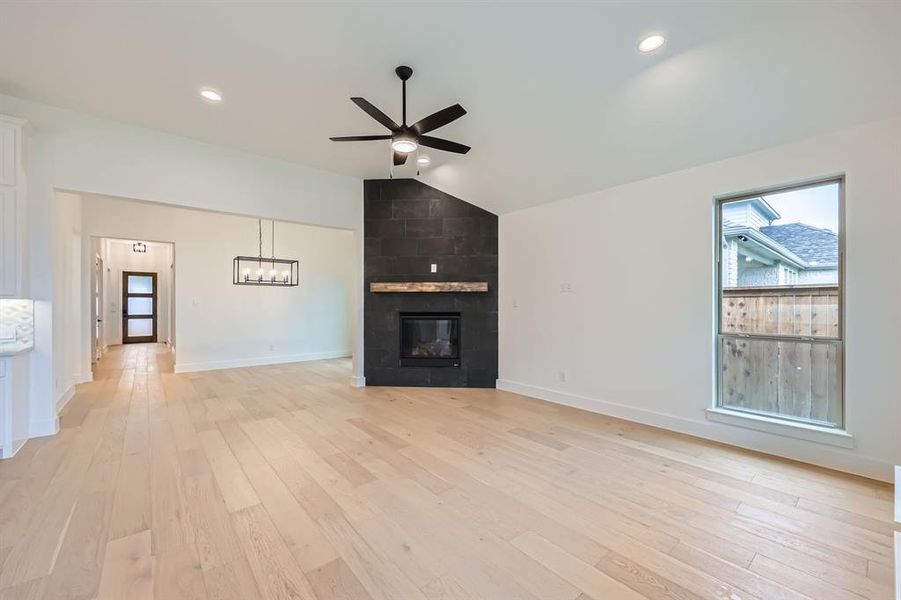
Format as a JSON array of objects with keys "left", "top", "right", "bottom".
[{"left": 705, "top": 407, "right": 854, "bottom": 448}]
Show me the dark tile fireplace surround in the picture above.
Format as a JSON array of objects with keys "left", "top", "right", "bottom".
[{"left": 364, "top": 178, "right": 498, "bottom": 387}]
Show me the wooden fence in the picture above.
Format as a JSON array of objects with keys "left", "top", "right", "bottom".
[
  {"left": 720, "top": 285, "right": 841, "bottom": 426},
  {"left": 722, "top": 285, "right": 839, "bottom": 337}
]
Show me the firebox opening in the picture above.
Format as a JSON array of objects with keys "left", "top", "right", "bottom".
[{"left": 399, "top": 312, "right": 461, "bottom": 367}]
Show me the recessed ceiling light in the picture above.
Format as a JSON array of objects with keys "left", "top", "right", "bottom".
[
  {"left": 199, "top": 87, "right": 223, "bottom": 103},
  {"left": 417, "top": 155, "right": 431, "bottom": 166},
  {"left": 638, "top": 34, "right": 665, "bottom": 53}
]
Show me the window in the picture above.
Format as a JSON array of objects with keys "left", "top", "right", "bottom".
[{"left": 716, "top": 178, "right": 843, "bottom": 428}]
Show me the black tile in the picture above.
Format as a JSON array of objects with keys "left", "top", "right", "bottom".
[
  {"left": 365, "top": 218, "right": 405, "bottom": 239},
  {"left": 381, "top": 238, "right": 418, "bottom": 257},
  {"left": 429, "top": 368, "right": 467, "bottom": 387},
  {"left": 405, "top": 219, "right": 444, "bottom": 238},
  {"left": 453, "top": 236, "right": 498, "bottom": 256},
  {"left": 380, "top": 178, "right": 424, "bottom": 199},
  {"left": 364, "top": 256, "right": 395, "bottom": 277},
  {"left": 363, "top": 180, "right": 382, "bottom": 203},
  {"left": 443, "top": 217, "right": 478, "bottom": 236},
  {"left": 417, "top": 237, "right": 456, "bottom": 256},
  {"left": 364, "top": 237, "right": 381, "bottom": 256},
  {"left": 429, "top": 197, "right": 483, "bottom": 218},
  {"left": 393, "top": 199, "right": 431, "bottom": 219},
  {"left": 479, "top": 215, "right": 499, "bottom": 236},
  {"left": 366, "top": 199, "right": 392, "bottom": 219}
]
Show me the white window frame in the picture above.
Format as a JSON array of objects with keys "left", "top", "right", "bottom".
[{"left": 712, "top": 176, "right": 846, "bottom": 432}]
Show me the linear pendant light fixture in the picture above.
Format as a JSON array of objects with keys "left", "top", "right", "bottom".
[{"left": 233, "top": 219, "right": 299, "bottom": 287}]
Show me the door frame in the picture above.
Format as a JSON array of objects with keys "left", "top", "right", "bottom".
[
  {"left": 91, "top": 255, "right": 104, "bottom": 361},
  {"left": 122, "top": 271, "right": 158, "bottom": 344}
]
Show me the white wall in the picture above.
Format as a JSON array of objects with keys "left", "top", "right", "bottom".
[
  {"left": 50, "top": 191, "right": 85, "bottom": 416},
  {"left": 100, "top": 239, "right": 173, "bottom": 347},
  {"left": 0, "top": 93, "right": 363, "bottom": 440},
  {"left": 78, "top": 193, "right": 355, "bottom": 373},
  {"left": 499, "top": 116, "right": 901, "bottom": 481}
]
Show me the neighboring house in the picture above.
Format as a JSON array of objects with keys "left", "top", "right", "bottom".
[{"left": 721, "top": 198, "right": 838, "bottom": 287}]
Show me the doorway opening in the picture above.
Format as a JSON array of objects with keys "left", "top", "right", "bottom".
[{"left": 90, "top": 237, "right": 175, "bottom": 364}]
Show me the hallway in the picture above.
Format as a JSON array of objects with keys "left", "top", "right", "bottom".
[{"left": 91, "top": 343, "right": 173, "bottom": 380}]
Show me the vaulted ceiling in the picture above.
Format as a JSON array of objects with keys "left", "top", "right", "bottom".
[{"left": 1, "top": 2, "right": 899, "bottom": 213}]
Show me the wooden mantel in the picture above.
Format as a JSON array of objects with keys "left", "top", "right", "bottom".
[{"left": 369, "top": 281, "right": 489, "bottom": 293}]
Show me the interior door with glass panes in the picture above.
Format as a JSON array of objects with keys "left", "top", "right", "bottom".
[{"left": 122, "top": 271, "right": 157, "bottom": 344}]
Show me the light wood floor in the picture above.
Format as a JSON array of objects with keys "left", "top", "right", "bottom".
[{"left": 0, "top": 343, "right": 895, "bottom": 599}]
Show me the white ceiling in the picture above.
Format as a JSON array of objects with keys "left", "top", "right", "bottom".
[{"left": 1, "top": 2, "right": 899, "bottom": 214}]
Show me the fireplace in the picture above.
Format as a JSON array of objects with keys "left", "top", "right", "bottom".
[{"left": 399, "top": 313, "right": 461, "bottom": 367}]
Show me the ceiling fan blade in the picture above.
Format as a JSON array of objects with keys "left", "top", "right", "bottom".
[
  {"left": 329, "top": 135, "right": 392, "bottom": 142},
  {"left": 411, "top": 104, "right": 466, "bottom": 135},
  {"left": 393, "top": 151, "right": 408, "bottom": 166},
  {"left": 418, "top": 135, "right": 471, "bottom": 154},
  {"left": 351, "top": 97, "right": 400, "bottom": 131}
]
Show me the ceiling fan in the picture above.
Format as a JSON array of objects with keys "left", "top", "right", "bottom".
[{"left": 330, "top": 65, "right": 470, "bottom": 166}]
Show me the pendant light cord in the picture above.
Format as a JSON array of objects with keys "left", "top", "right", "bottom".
[{"left": 258, "top": 219, "right": 262, "bottom": 265}]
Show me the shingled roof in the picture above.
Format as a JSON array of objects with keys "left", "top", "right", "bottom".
[{"left": 759, "top": 223, "right": 838, "bottom": 266}]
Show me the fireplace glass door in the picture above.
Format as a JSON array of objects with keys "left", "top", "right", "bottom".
[{"left": 399, "top": 313, "right": 461, "bottom": 367}]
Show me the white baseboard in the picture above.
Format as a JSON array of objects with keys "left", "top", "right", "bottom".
[
  {"left": 74, "top": 372, "right": 93, "bottom": 385},
  {"left": 174, "top": 350, "right": 352, "bottom": 374},
  {"left": 895, "top": 531, "right": 901, "bottom": 600},
  {"left": 0, "top": 438, "right": 27, "bottom": 459},
  {"left": 350, "top": 375, "right": 366, "bottom": 387},
  {"left": 894, "top": 465, "right": 900, "bottom": 525},
  {"left": 56, "top": 384, "right": 77, "bottom": 414},
  {"left": 29, "top": 416, "right": 60, "bottom": 439},
  {"left": 496, "top": 378, "right": 894, "bottom": 483}
]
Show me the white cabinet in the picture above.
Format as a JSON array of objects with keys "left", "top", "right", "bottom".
[
  {"left": 0, "top": 116, "right": 25, "bottom": 298},
  {"left": 0, "top": 354, "right": 29, "bottom": 458}
]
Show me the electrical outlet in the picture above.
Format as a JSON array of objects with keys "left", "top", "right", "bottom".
[
  {"left": 512, "top": 298, "right": 519, "bottom": 308},
  {"left": 557, "top": 370, "right": 567, "bottom": 383},
  {"left": 430, "top": 263, "right": 438, "bottom": 273},
  {"left": 269, "top": 343, "right": 276, "bottom": 351},
  {"left": 559, "top": 283, "right": 573, "bottom": 293}
]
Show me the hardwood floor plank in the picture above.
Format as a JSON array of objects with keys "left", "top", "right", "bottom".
[
  {"left": 511, "top": 531, "right": 645, "bottom": 600},
  {"left": 108, "top": 380, "right": 152, "bottom": 540},
  {"left": 315, "top": 513, "right": 432, "bottom": 600},
  {"left": 749, "top": 553, "right": 868, "bottom": 600},
  {"left": 198, "top": 429, "right": 261, "bottom": 513},
  {"left": 230, "top": 504, "right": 318, "bottom": 600},
  {"left": 419, "top": 575, "right": 481, "bottom": 600},
  {"left": 202, "top": 557, "right": 264, "bottom": 600},
  {"left": 96, "top": 530, "right": 153, "bottom": 600},
  {"left": 0, "top": 408, "right": 110, "bottom": 588},
  {"left": 219, "top": 419, "right": 339, "bottom": 572},
  {"left": 153, "top": 542, "right": 208, "bottom": 600},
  {"left": 306, "top": 557, "right": 375, "bottom": 600},
  {"left": 149, "top": 412, "right": 195, "bottom": 553}
]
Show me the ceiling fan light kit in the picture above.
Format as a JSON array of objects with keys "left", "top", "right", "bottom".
[
  {"left": 391, "top": 136, "right": 418, "bottom": 154},
  {"left": 330, "top": 65, "right": 470, "bottom": 170}
]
